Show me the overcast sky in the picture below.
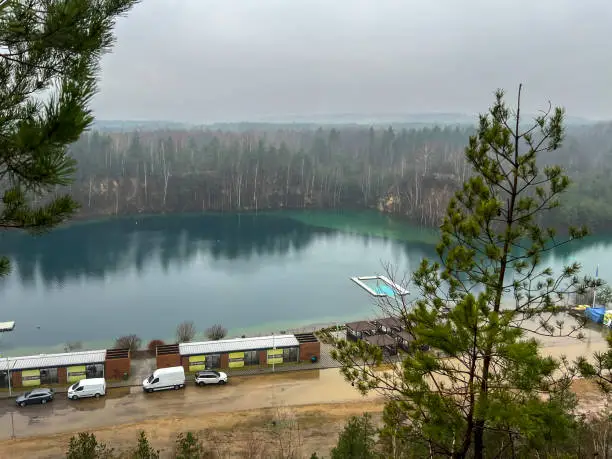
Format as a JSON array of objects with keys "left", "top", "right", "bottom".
[{"left": 92, "top": 0, "right": 612, "bottom": 123}]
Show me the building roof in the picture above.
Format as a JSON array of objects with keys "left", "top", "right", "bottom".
[
  {"left": 179, "top": 335, "right": 299, "bottom": 356},
  {"left": 375, "top": 317, "right": 403, "bottom": 330},
  {"left": 364, "top": 334, "right": 397, "bottom": 347},
  {"left": 395, "top": 330, "right": 415, "bottom": 342},
  {"left": 0, "top": 349, "right": 107, "bottom": 371},
  {"left": 345, "top": 321, "right": 376, "bottom": 333},
  {"left": 0, "top": 321, "right": 15, "bottom": 332}
]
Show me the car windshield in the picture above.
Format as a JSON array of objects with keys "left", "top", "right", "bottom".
[
  {"left": 23, "top": 391, "right": 31, "bottom": 397},
  {"left": 70, "top": 383, "right": 79, "bottom": 390},
  {"left": 147, "top": 374, "right": 154, "bottom": 383}
]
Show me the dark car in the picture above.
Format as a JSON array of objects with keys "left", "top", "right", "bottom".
[{"left": 15, "top": 388, "right": 54, "bottom": 407}]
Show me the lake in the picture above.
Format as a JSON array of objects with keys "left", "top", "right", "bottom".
[{"left": 0, "top": 211, "right": 610, "bottom": 355}]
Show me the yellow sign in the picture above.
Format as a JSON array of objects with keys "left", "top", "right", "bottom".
[
  {"left": 267, "top": 349, "right": 283, "bottom": 365},
  {"left": 228, "top": 352, "right": 244, "bottom": 368},
  {"left": 67, "top": 365, "right": 87, "bottom": 383},
  {"left": 188, "top": 355, "right": 206, "bottom": 372},
  {"left": 22, "top": 369, "right": 41, "bottom": 387}
]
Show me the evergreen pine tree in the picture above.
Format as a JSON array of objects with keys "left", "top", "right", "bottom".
[
  {"left": 0, "top": 0, "right": 139, "bottom": 277},
  {"left": 333, "top": 86, "right": 595, "bottom": 458}
]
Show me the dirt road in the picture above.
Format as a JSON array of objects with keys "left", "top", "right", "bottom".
[{"left": 0, "top": 369, "right": 377, "bottom": 442}]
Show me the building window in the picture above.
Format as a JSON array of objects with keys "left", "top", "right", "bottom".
[
  {"left": 0, "top": 371, "right": 8, "bottom": 389},
  {"left": 40, "top": 368, "right": 59, "bottom": 384},
  {"left": 86, "top": 364, "right": 104, "bottom": 378},
  {"left": 244, "top": 350, "right": 259, "bottom": 366},
  {"left": 205, "top": 354, "right": 220, "bottom": 369},
  {"left": 283, "top": 347, "right": 299, "bottom": 363}
]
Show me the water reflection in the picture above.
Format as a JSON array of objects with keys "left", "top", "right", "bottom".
[{"left": 0, "top": 213, "right": 439, "bottom": 288}]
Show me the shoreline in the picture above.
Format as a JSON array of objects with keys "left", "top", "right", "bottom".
[{"left": 3, "top": 310, "right": 608, "bottom": 358}]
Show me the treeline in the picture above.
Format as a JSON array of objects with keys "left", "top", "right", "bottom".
[{"left": 62, "top": 122, "right": 612, "bottom": 230}]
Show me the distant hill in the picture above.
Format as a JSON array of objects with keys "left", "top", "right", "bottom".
[
  {"left": 92, "top": 114, "right": 601, "bottom": 133},
  {"left": 92, "top": 120, "right": 194, "bottom": 132}
]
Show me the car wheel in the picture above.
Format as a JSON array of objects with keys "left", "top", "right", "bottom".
[
  {"left": 174, "top": 385, "right": 179, "bottom": 390},
  {"left": 95, "top": 393, "right": 100, "bottom": 399},
  {"left": 41, "top": 399, "right": 47, "bottom": 404},
  {"left": 19, "top": 402, "right": 26, "bottom": 407},
  {"left": 71, "top": 395, "right": 78, "bottom": 400},
  {"left": 219, "top": 380, "right": 226, "bottom": 385},
  {"left": 147, "top": 388, "right": 153, "bottom": 393}
]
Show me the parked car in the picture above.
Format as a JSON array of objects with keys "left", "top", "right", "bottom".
[
  {"left": 195, "top": 370, "right": 228, "bottom": 386},
  {"left": 16, "top": 388, "right": 54, "bottom": 407},
  {"left": 67, "top": 378, "right": 106, "bottom": 400},
  {"left": 143, "top": 366, "right": 185, "bottom": 393}
]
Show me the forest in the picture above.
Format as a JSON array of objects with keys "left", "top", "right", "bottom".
[{"left": 61, "top": 121, "right": 612, "bottom": 231}]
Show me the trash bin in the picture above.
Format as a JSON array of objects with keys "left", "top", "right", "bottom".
[{"left": 310, "top": 355, "right": 318, "bottom": 363}]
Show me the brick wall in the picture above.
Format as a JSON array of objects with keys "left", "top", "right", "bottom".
[
  {"left": 11, "top": 370, "right": 22, "bottom": 388},
  {"left": 105, "top": 358, "right": 130, "bottom": 380},
  {"left": 258, "top": 350, "right": 267, "bottom": 366},
  {"left": 58, "top": 367, "right": 67, "bottom": 385},
  {"left": 181, "top": 356, "right": 189, "bottom": 373},
  {"left": 299, "top": 341, "right": 321, "bottom": 362},
  {"left": 156, "top": 353, "right": 181, "bottom": 369},
  {"left": 220, "top": 353, "right": 229, "bottom": 369}
]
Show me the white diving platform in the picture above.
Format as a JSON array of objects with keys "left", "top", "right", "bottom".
[{"left": 350, "top": 275, "right": 410, "bottom": 297}]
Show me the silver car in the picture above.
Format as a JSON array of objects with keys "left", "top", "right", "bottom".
[{"left": 195, "top": 370, "right": 228, "bottom": 386}]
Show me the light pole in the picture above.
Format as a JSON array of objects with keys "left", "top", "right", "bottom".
[
  {"left": 0, "top": 320, "right": 16, "bottom": 395},
  {"left": 272, "top": 333, "right": 275, "bottom": 373}
]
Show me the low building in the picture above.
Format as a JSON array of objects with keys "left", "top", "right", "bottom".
[
  {"left": 156, "top": 333, "right": 321, "bottom": 372},
  {"left": 345, "top": 320, "right": 377, "bottom": 341},
  {"left": 0, "top": 349, "right": 131, "bottom": 389}
]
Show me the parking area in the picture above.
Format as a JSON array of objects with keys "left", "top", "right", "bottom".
[{"left": 0, "top": 367, "right": 375, "bottom": 441}]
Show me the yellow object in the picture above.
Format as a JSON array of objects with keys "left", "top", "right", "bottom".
[
  {"left": 188, "top": 355, "right": 206, "bottom": 372},
  {"left": 22, "top": 369, "right": 41, "bottom": 387},
  {"left": 229, "top": 352, "right": 245, "bottom": 368},
  {"left": 67, "top": 365, "right": 86, "bottom": 383},
  {"left": 267, "top": 348, "right": 283, "bottom": 365}
]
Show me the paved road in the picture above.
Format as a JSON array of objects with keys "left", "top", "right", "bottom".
[{"left": 0, "top": 368, "right": 375, "bottom": 440}]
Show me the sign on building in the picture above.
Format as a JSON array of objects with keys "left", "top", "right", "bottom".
[
  {"left": 67, "top": 365, "right": 87, "bottom": 383},
  {"left": 267, "top": 349, "right": 283, "bottom": 365},
  {"left": 188, "top": 355, "right": 206, "bottom": 372},
  {"left": 228, "top": 352, "right": 244, "bottom": 368},
  {"left": 22, "top": 369, "right": 41, "bottom": 387}
]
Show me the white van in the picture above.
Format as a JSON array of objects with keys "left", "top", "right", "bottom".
[
  {"left": 142, "top": 366, "right": 185, "bottom": 393},
  {"left": 67, "top": 378, "right": 106, "bottom": 400}
]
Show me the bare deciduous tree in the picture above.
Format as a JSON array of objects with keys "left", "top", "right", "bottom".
[
  {"left": 205, "top": 324, "right": 227, "bottom": 341},
  {"left": 176, "top": 321, "right": 196, "bottom": 343},
  {"left": 114, "top": 334, "right": 141, "bottom": 351},
  {"left": 64, "top": 341, "right": 83, "bottom": 353}
]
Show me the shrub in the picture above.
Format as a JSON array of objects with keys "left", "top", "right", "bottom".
[
  {"left": 175, "top": 432, "right": 209, "bottom": 459},
  {"left": 130, "top": 431, "right": 159, "bottom": 459},
  {"left": 147, "top": 339, "right": 165, "bottom": 353},
  {"left": 66, "top": 432, "right": 114, "bottom": 459},
  {"left": 331, "top": 414, "right": 377, "bottom": 459},
  {"left": 114, "top": 334, "right": 141, "bottom": 352},
  {"left": 176, "top": 321, "right": 196, "bottom": 343},
  {"left": 205, "top": 324, "right": 227, "bottom": 341}
]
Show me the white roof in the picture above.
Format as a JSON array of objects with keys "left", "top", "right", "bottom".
[
  {"left": 77, "top": 378, "right": 106, "bottom": 386},
  {"left": 179, "top": 335, "right": 299, "bottom": 356},
  {"left": 0, "top": 349, "right": 106, "bottom": 371},
  {"left": 0, "top": 321, "right": 15, "bottom": 332}
]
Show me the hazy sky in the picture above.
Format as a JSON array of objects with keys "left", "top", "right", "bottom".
[{"left": 93, "top": 0, "right": 612, "bottom": 123}]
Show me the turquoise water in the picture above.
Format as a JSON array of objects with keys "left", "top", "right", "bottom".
[{"left": 0, "top": 210, "right": 609, "bottom": 356}]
